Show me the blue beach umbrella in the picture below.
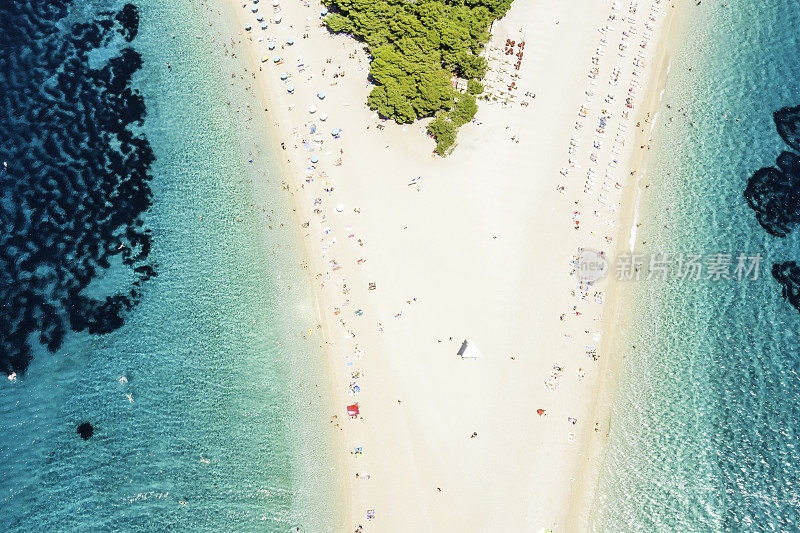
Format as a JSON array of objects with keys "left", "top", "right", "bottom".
[
  {"left": 267, "top": 41, "right": 276, "bottom": 50},
  {"left": 331, "top": 128, "right": 342, "bottom": 137},
  {"left": 311, "top": 155, "right": 319, "bottom": 164},
  {"left": 317, "top": 91, "right": 326, "bottom": 100},
  {"left": 287, "top": 85, "right": 294, "bottom": 93}
]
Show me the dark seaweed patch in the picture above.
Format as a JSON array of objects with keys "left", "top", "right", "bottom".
[
  {"left": 77, "top": 422, "right": 94, "bottom": 440},
  {"left": 0, "top": 1, "right": 155, "bottom": 374},
  {"left": 744, "top": 108, "right": 800, "bottom": 238},
  {"left": 115, "top": 3, "right": 140, "bottom": 42},
  {"left": 773, "top": 262, "right": 800, "bottom": 312},
  {"left": 744, "top": 151, "right": 800, "bottom": 238},
  {"left": 745, "top": 105, "right": 800, "bottom": 314},
  {"left": 775, "top": 105, "right": 800, "bottom": 154}
]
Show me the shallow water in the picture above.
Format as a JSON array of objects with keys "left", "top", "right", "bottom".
[
  {"left": 591, "top": 0, "right": 800, "bottom": 530},
  {"left": 0, "top": 1, "right": 335, "bottom": 531}
]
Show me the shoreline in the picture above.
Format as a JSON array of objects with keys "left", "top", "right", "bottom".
[
  {"left": 565, "top": 2, "right": 692, "bottom": 528},
  {"left": 221, "top": 0, "right": 689, "bottom": 529},
  {"left": 220, "top": 3, "right": 355, "bottom": 530},
  {"left": 223, "top": 5, "right": 354, "bottom": 531}
]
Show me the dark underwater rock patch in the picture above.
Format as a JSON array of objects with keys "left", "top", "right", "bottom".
[
  {"left": 773, "top": 262, "right": 800, "bottom": 312},
  {"left": 0, "top": 1, "right": 155, "bottom": 374}
]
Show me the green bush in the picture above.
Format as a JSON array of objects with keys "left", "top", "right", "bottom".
[
  {"left": 427, "top": 113, "right": 456, "bottom": 155},
  {"left": 324, "top": 0, "right": 511, "bottom": 154},
  {"left": 450, "top": 93, "right": 478, "bottom": 127},
  {"left": 467, "top": 78, "right": 484, "bottom": 95}
]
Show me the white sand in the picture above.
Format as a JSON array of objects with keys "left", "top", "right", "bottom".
[{"left": 221, "top": 0, "right": 683, "bottom": 529}]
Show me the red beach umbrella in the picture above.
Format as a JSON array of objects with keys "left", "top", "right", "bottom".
[{"left": 347, "top": 403, "right": 360, "bottom": 417}]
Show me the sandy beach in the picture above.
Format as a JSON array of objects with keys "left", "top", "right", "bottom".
[{"left": 217, "top": 0, "right": 684, "bottom": 529}]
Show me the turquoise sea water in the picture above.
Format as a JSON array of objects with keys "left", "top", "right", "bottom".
[
  {"left": 592, "top": 0, "right": 800, "bottom": 530},
  {"left": 0, "top": 1, "right": 336, "bottom": 531}
]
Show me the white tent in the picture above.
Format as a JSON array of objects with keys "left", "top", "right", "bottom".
[{"left": 457, "top": 339, "right": 482, "bottom": 359}]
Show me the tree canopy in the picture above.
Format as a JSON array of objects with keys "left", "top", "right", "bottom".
[{"left": 324, "top": 0, "right": 512, "bottom": 153}]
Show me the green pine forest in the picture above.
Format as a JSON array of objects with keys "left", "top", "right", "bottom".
[{"left": 323, "top": 0, "right": 513, "bottom": 155}]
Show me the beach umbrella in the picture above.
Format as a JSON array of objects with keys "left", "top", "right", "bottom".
[
  {"left": 253, "top": 0, "right": 259, "bottom": 3},
  {"left": 287, "top": 38, "right": 294, "bottom": 45},
  {"left": 272, "top": 0, "right": 280, "bottom": 5},
  {"left": 319, "top": 113, "right": 328, "bottom": 122},
  {"left": 311, "top": 155, "right": 319, "bottom": 164},
  {"left": 244, "top": 23, "right": 252, "bottom": 31},
  {"left": 336, "top": 203, "right": 344, "bottom": 212},
  {"left": 331, "top": 128, "right": 342, "bottom": 137},
  {"left": 273, "top": 56, "right": 281, "bottom": 63},
  {"left": 261, "top": 55, "right": 268, "bottom": 62},
  {"left": 537, "top": 408, "right": 546, "bottom": 416},
  {"left": 261, "top": 22, "right": 268, "bottom": 29},
  {"left": 320, "top": 8, "right": 328, "bottom": 16},
  {"left": 267, "top": 41, "right": 275, "bottom": 50},
  {"left": 308, "top": 105, "right": 317, "bottom": 113},
  {"left": 251, "top": 6, "right": 258, "bottom": 12},
  {"left": 274, "top": 15, "right": 282, "bottom": 23},
  {"left": 280, "top": 72, "right": 288, "bottom": 80},
  {"left": 256, "top": 14, "right": 264, "bottom": 21},
  {"left": 287, "top": 85, "right": 294, "bottom": 93},
  {"left": 314, "top": 134, "right": 323, "bottom": 143},
  {"left": 317, "top": 91, "right": 326, "bottom": 100}
]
